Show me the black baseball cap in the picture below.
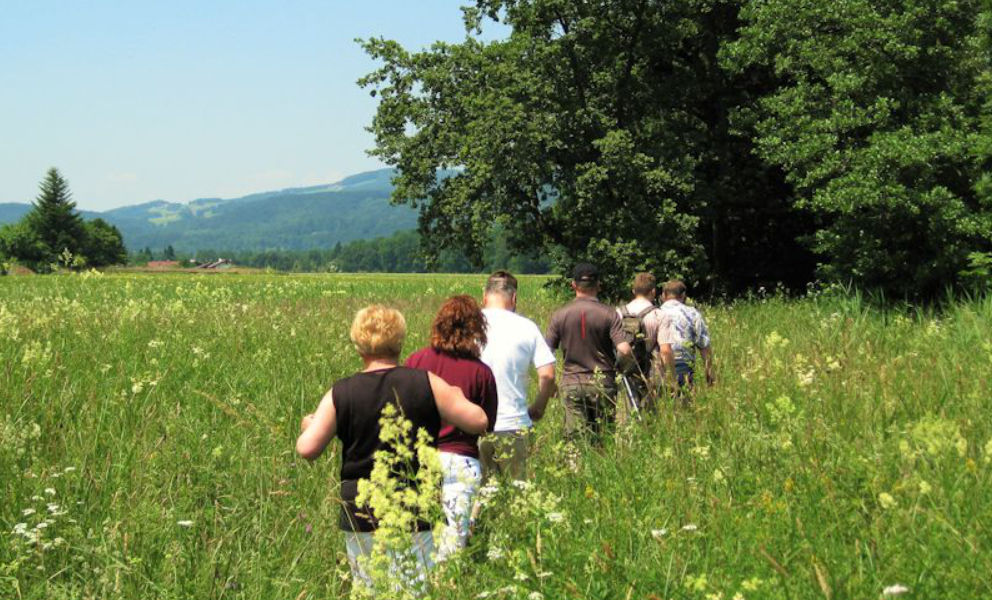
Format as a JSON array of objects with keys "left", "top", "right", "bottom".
[{"left": 572, "top": 262, "right": 599, "bottom": 283}]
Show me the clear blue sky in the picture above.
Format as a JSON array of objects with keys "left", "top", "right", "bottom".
[{"left": 0, "top": 1, "right": 500, "bottom": 211}]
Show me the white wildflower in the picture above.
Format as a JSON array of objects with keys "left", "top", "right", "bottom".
[
  {"left": 177, "top": 520, "right": 194, "bottom": 528},
  {"left": 883, "top": 584, "right": 909, "bottom": 596},
  {"left": 681, "top": 524, "right": 698, "bottom": 532},
  {"left": 546, "top": 512, "right": 564, "bottom": 523},
  {"left": 22, "top": 508, "right": 36, "bottom": 516},
  {"left": 651, "top": 528, "right": 668, "bottom": 540},
  {"left": 44, "top": 488, "right": 56, "bottom": 496},
  {"left": 528, "top": 592, "right": 544, "bottom": 600}
]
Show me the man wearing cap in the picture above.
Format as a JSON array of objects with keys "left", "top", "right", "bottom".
[{"left": 545, "top": 263, "right": 632, "bottom": 443}]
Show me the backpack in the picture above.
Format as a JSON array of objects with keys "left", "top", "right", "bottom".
[{"left": 619, "top": 304, "right": 656, "bottom": 376}]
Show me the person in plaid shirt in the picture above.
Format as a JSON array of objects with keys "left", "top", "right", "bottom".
[{"left": 657, "top": 280, "right": 714, "bottom": 395}]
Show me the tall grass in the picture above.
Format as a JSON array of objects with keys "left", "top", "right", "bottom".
[{"left": 1, "top": 273, "right": 989, "bottom": 599}]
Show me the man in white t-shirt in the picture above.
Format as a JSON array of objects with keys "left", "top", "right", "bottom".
[{"left": 479, "top": 270, "right": 557, "bottom": 481}]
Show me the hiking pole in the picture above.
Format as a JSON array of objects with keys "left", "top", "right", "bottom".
[{"left": 620, "top": 373, "right": 641, "bottom": 421}]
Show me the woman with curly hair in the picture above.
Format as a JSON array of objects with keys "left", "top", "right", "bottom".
[{"left": 405, "top": 295, "right": 498, "bottom": 560}]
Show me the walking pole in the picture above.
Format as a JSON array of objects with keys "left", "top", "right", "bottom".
[{"left": 620, "top": 373, "right": 641, "bottom": 421}]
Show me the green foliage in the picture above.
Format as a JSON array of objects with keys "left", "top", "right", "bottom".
[
  {"left": 212, "top": 228, "right": 551, "bottom": 274},
  {"left": 724, "top": 0, "right": 992, "bottom": 298},
  {"left": 360, "top": 0, "right": 816, "bottom": 298},
  {"left": 24, "top": 168, "right": 87, "bottom": 266},
  {"left": 1, "top": 170, "right": 126, "bottom": 271},
  {"left": 362, "top": 1, "right": 992, "bottom": 300},
  {"left": 0, "top": 222, "right": 47, "bottom": 272},
  {"left": 1, "top": 274, "right": 990, "bottom": 598},
  {"left": 81, "top": 219, "right": 127, "bottom": 267}
]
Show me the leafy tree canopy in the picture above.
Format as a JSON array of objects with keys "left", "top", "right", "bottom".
[{"left": 362, "top": 0, "right": 991, "bottom": 300}]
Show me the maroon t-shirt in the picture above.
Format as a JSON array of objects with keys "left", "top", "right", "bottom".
[{"left": 405, "top": 347, "right": 498, "bottom": 458}]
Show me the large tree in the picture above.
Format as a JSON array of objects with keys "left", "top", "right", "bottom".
[
  {"left": 81, "top": 218, "right": 128, "bottom": 267},
  {"left": 24, "top": 167, "right": 87, "bottom": 265},
  {"left": 361, "top": 0, "right": 814, "bottom": 297},
  {"left": 724, "top": 0, "right": 992, "bottom": 298},
  {"left": 1, "top": 169, "right": 127, "bottom": 271}
]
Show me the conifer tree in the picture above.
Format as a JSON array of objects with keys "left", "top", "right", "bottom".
[{"left": 25, "top": 168, "right": 86, "bottom": 262}]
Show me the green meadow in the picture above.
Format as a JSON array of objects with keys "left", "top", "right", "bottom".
[{"left": 1, "top": 273, "right": 990, "bottom": 599}]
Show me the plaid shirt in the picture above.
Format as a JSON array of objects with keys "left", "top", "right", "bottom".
[{"left": 657, "top": 299, "right": 711, "bottom": 367}]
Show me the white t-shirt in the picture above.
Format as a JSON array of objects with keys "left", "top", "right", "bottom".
[{"left": 480, "top": 307, "right": 557, "bottom": 432}]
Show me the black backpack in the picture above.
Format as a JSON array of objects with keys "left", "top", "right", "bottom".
[{"left": 619, "top": 304, "right": 656, "bottom": 376}]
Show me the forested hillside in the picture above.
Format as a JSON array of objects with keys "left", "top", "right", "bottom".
[{"left": 0, "top": 169, "right": 419, "bottom": 253}]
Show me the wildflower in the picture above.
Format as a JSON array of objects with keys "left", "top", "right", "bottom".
[
  {"left": 35, "top": 522, "right": 48, "bottom": 529},
  {"left": 44, "top": 488, "right": 56, "bottom": 496},
  {"left": 546, "top": 512, "right": 564, "bottom": 523},
  {"left": 651, "top": 528, "right": 668, "bottom": 540},
  {"left": 22, "top": 508, "right": 36, "bottom": 516},
  {"left": 486, "top": 546, "right": 505, "bottom": 560},
  {"left": 740, "top": 578, "right": 763, "bottom": 591},
  {"left": 878, "top": 493, "right": 897, "bottom": 509},
  {"left": 681, "top": 524, "right": 698, "bottom": 532},
  {"left": 918, "top": 480, "right": 932, "bottom": 495},
  {"left": 63, "top": 466, "right": 76, "bottom": 473},
  {"left": 511, "top": 480, "right": 533, "bottom": 491},
  {"left": 528, "top": 592, "right": 544, "bottom": 600},
  {"left": 177, "top": 520, "right": 194, "bottom": 528},
  {"left": 883, "top": 584, "right": 909, "bottom": 596}
]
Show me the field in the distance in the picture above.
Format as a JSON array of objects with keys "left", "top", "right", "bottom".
[{"left": 1, "top": 273, "right": 990, "bottom": 599}]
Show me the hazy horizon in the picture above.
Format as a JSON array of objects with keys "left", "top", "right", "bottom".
[{"left": 1, "top": 1, "right": 504, "bottom": 211}]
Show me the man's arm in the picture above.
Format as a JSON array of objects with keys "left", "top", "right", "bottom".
[
  {"left": 609, "top": 310, "right": 633, "bottom": 357},
  {"left": 528, "top": 363, "right": 557, "bottom": 421},
  {"left": 296, "top": 389, "right": 337, "bottom": 461}
]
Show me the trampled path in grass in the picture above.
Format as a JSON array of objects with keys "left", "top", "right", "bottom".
[{"left": 1, "top": 273, "right": 989, "bottom": 599}]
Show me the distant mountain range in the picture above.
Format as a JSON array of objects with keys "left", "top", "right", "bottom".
[{"left": 0, "top": 169, "right": 420, "bottom": 252}]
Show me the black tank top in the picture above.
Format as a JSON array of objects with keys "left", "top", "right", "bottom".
[{"left": 332, "top": 366, "right": 441, "bottom": 532}]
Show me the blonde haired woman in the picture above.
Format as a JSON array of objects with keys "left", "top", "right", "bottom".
[{"left": 296, "top": 305, "right": 488, "bottom": 588}]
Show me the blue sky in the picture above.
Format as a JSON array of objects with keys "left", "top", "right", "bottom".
[{"left": 0, "top": 1, "right": 500, "bottom": 211}]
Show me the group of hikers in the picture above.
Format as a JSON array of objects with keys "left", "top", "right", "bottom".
[{"left": 295, "top": 263, "right": 714, "bottom": 588}]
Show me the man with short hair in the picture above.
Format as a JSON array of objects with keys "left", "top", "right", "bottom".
[
  {"left": 546, "top": 263, "right": 632, "bottom": 442},
  {"left": 479, "top": 270, "right": 557, "bottom": 481},
  {"left": 617, "top": 272, "right": 662, "bottom": 410},
  {"left": 657, "top": 280, "right": 714, "bottom": 399}
]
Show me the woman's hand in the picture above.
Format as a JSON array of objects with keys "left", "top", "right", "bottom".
[{"left": 300, "top": 413, "right": 315, "bottom": 433}]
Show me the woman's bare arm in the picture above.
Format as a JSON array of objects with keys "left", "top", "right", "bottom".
[
  {"left": 296, "top": 388, "right": 337, "bottom": 460},
  {"left": 429, "top": 372, "right": 488, "bottom": 434}
]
